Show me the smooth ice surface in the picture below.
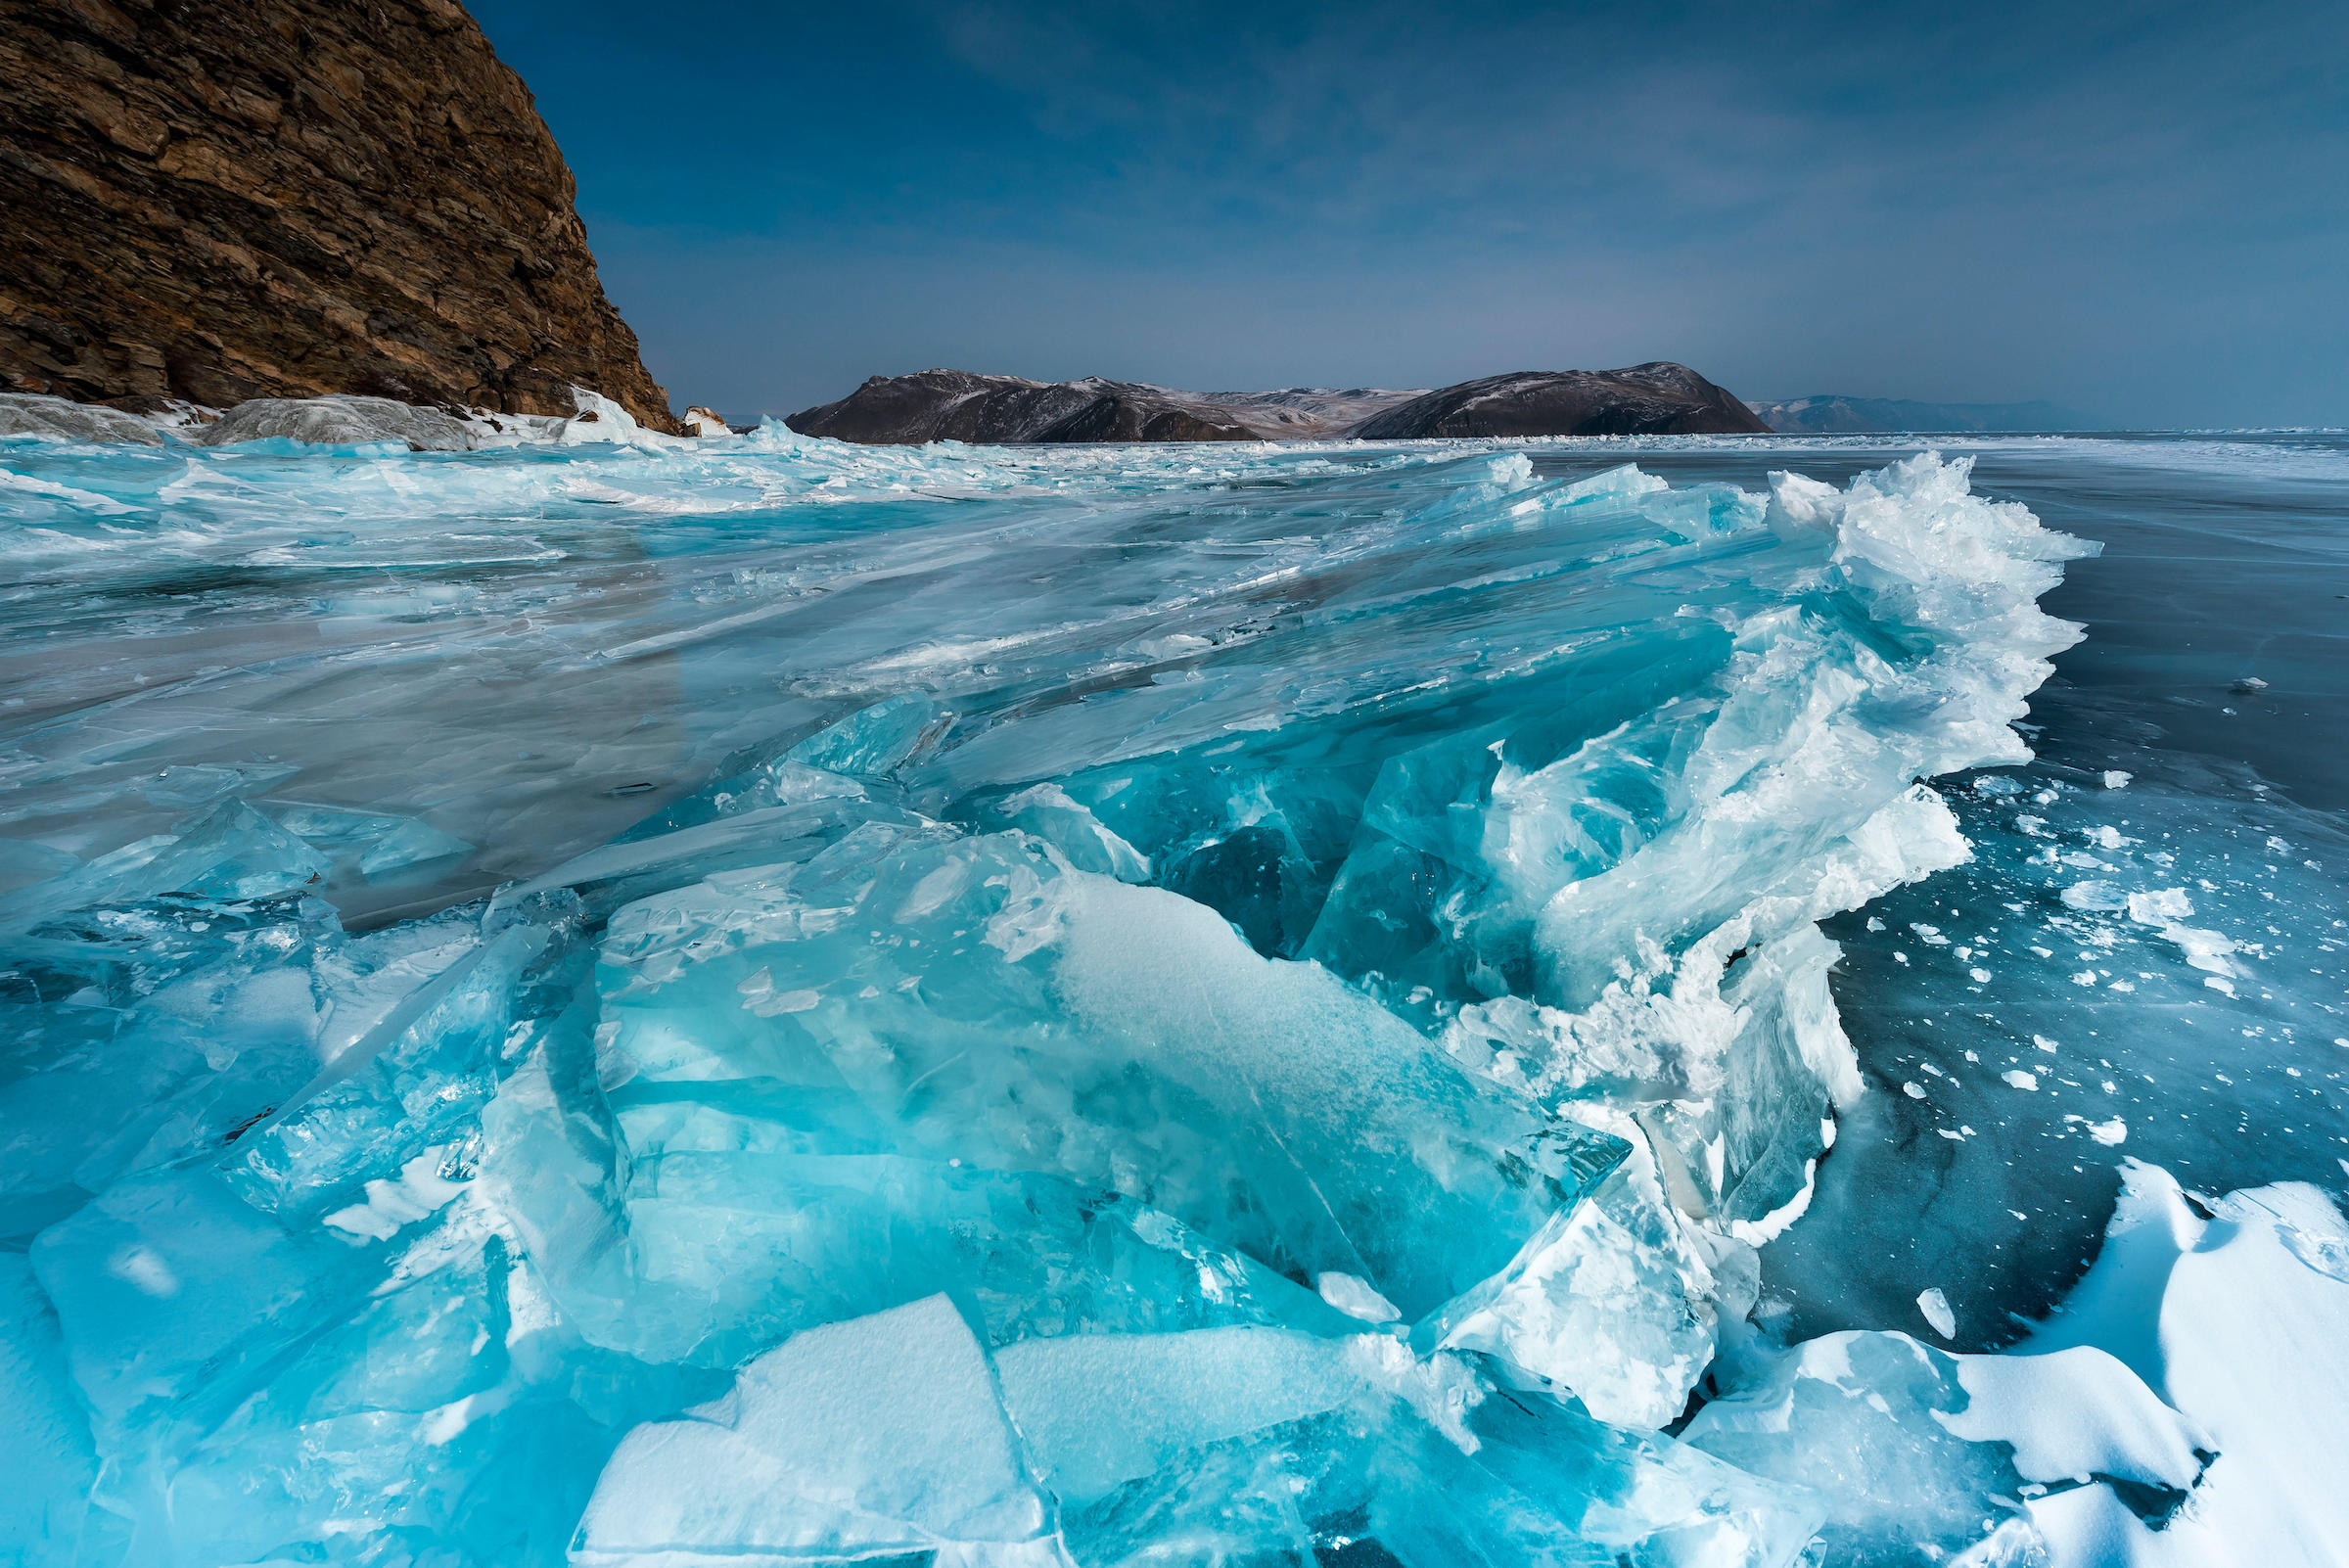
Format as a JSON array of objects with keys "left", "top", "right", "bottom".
[{"left": 4, "top": 422, "right": 2340, "bottom": 1567}]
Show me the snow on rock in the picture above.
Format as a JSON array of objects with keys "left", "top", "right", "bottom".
[
  {"left": 0, "top": 392, "right": 165, "bottom": 445},
  {"left": 560, "top": 386, "right": 692, "bottom": 448},
  {"left": 196, "top": 394, "right": 486, "bottom": 451}
]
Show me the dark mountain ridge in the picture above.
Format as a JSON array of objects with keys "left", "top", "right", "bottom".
[
  {"left": 788, "top": 362, "right": 1767, "bottom": 444},
  {"left": 1353, "top": 364, "right": 1767, "bottom": 439},
  {"left": 0, "top": 0, "right": 680, "bottom": 430},
  {"left": 785, "top": 370, "right": 1268, "bottom": 445}
]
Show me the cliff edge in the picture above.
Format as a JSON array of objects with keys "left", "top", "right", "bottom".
[{"left": 0, "top": 0, "right": 678, "bottom": 430}]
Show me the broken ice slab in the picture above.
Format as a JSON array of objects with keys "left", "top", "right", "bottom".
[
  {"left": 783, "top": 690, "right": 948, "bottom": 779},
  {"left": 1420, "top": 1105, "right": 1759, "bottom": 1429},
  {"left": 218, "top": 900, "right": 580, "bottom": 1223},
  {"left": 0, "top": 879, "right": 533, "bottom": 1232},
  {"left": 594, "top": 821, "right": 1626, "bottom": 1324},
  {"left": 0, "top": 895, "right": 336, "bottom": 1237},
  {"left": 30, "top": 1163, "right": 381, "bottom": 1443},
  {"left": 1682, "top": 1283, "right": 2218, "bottom": 1566},
  {"left": 576, "top": 1296, "right": 1824, "bottom": 1568},
  {"left": 572, "top": 1296, "right": 1065, "bottom": 1568},
  {"left": 549, "top": 1107, "right": 1367, "bottom": 1365},
  {"left": 995, "top": 783, "right": 1151, "bottom": 881},
  {"left": 509, "top": 764, "right": 917, "bottom": 919},
  {"left": 21, "top": 893, "right": 580, "bottom": 1424},
  {"left": 993, "top": 1326, "right": 1367, "bottom": 1507},
  {"left": 272, "top": 802, "right": 474, "bottom": 880},
  {"left": 0, "top": 799, "right": 329, "bottom": 924},
  {"left": 1028, "top": 1330, "right": 1820, "bottom": 1568}
]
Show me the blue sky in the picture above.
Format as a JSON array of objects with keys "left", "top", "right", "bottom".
[{"left": 472, "top": 0, "right": 2346, "bottom": 426}]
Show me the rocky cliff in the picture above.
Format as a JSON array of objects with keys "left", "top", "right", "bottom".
[
  {"left": 791, "top": 364, "right": 1766, "bottom": 444},
  {"left": 0, "top": 0, "right": 678, "bottom": 430},
  {"left": 1352, "top": 364, "right": 1768, "bottom": 439}
]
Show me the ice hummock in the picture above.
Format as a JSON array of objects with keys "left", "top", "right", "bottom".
[{"left": 13, "top": 424, "right": 2317, "bottom": 1566}]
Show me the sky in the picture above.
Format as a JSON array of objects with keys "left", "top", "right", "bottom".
[{"left": 471, "top": 0, "right": 2348, "bottom": 427}]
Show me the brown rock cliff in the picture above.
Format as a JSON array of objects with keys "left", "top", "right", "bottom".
[{"left": 0, "top": 0, "right": 679, "bottom": 430}]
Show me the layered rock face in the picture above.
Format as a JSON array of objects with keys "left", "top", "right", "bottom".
[
  {"left": 792, "top": 364, "right": 1765, "bottom": 444},
  {"left": 1352, "top": 363, "right": 1769, "bottom": 439},
  {"left": 0, "top": 0, "right": 678, "bottom": 430}
]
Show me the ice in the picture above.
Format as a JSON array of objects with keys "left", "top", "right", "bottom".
[
  {"left": 1695, "top": 1160, "right": 2349, "bottom": 1567},
  {"left": 992, "top": 1326, "right": 1362, "bottom": 1504},
  {"left": 1916, "top": 1287, "right": 1957, "bottom": 1338},
  {"left": 573, "top": 1295, "right": 1061, "bottom": 1567},
  {"left": 0, "top": 432, "right": 2135, "bottom": 1565},
  {"left": 1, "top": 798, "right": 330, "bottom": 921},
  {"left": 1316, "top": 1271, "right": 1401, "bottom": 1323},
  {"left": 1686, "top": 1329, "right": 2052, "bottom": 1563},
  {"left": 576, "top": 1298, "right": 1827, "bottom": 1568},
  {"left": 558, "top": 387, "right": 679, "bottom": 447},
  {"left": 994, "top": 1321, "right": 1823, "bottom": 1562},
  {"left": 273, "top": 802, "right": 476, "bottom": 880},
  {"left": 996, "top": 783, "right": 1152, "bottom": 880},
  {"left": 0, "top": 1256, "right": 93, "bottom": 1567},
  {"left": 1422, "top": 1107, "right": 1753, "bottom": 1426},
  {"left": 585, "top": 825, "right": 1624, "bottom": 1338},
  {"left": 2022, "top": 1162, "right": 2349, "bottom": 1565}
]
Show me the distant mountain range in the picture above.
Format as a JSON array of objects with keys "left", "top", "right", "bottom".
[
  {"left": 787, "top": 363, "right": 1771, "bottom": 443},
  {"left": 788, "top": 373, "right": 2119, "bottom": 445},
  {"left": 1744, "top": 395, "right": 2106, "bottom": 434}
]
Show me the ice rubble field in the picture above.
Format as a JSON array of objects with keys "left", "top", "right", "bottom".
[{"left": 1, "top": 413, "right": 2346, "bottom": 1568}]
